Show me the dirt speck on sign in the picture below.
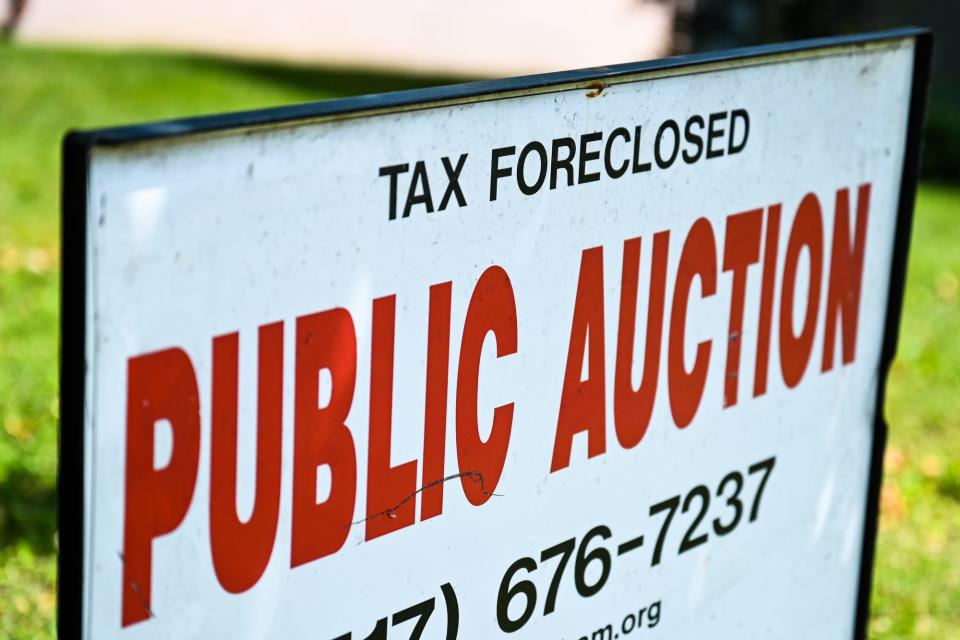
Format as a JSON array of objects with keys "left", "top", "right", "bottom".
[{"left": 585, "top": 81, "right": 605, "bottom": 98}]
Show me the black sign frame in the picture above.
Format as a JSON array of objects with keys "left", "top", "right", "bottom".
[{"left": 59, "top": 27, "right": 932, "bottom": 639}]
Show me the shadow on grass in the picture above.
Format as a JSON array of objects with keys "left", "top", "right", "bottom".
[
  {"left": 0, "top": 465, "right": 57, "bottom": 555},
  {"left": 938, "top": 467, "right": 960, "bottom": 504},
  {"left": 171, "top": 51, "right": 475, "bottom": 100}
]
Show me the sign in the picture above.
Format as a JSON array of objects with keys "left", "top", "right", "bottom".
[{"left": 60, "top": 29, "right": 932, "bottom": 640}]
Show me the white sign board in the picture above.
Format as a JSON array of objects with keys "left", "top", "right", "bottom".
[{"left": 60, "top": 30, "right": 931, "bottom": 640}]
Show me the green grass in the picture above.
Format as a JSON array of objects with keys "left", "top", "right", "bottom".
[
  {"left": 874, "top": 182, "right": 960, "bottom": 639},
  {"left": 0, "top": 44, "right": 957, "bottom": 638}
]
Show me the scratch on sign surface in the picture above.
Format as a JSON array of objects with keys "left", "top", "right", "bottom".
[{"left": 352, "top": 471, "right": 501, "bottom": 525}]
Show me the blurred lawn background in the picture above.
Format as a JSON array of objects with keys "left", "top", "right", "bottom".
[{"left": 0, "top": 44, "right": 957, "bottom": 638}]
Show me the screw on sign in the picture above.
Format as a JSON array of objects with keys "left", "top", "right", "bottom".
[{"left": 59, "top": 29, "right": 931, "bottom": 640}]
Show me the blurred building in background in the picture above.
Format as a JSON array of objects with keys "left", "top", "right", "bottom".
[
  {"left": 11, "top": 0, "right": 678, "bottom": 76},
  {"left": 9, "top": 1, "right": 956, "bottom": 87}
]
